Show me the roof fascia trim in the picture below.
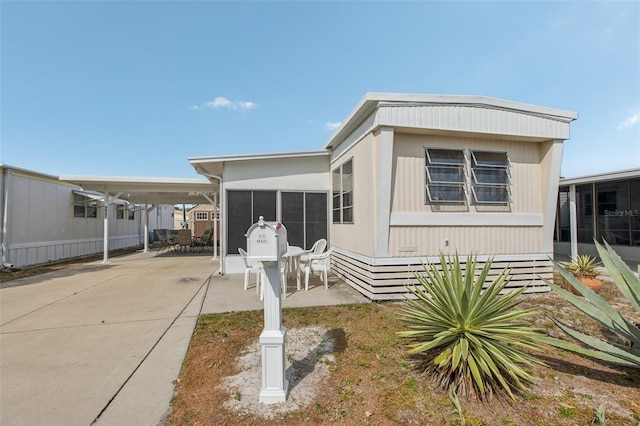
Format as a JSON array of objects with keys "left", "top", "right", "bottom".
[
  {"left": 322, "top": 92, "right": 579, "bottom": 150},
  {"left": 188, "top": 149, "right": 330, "bottom": 165},
  {"left": 560, "top": 168, "right": 640, "bottom": 185}
]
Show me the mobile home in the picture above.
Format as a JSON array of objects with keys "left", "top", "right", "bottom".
[
  {"left": 0, "top": 165, "right": 173, "bottom": 268},
  {"left": 191, "top": 93, "right": 578, "bottom": 300}
]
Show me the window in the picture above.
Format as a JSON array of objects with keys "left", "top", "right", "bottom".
[
  {"left": 332, "top": 159, "right": 353, "bottom": 224},
  {"left": 195, "top": 212, "right": 208, "bottom": 221},
  {"left": 116, "top": 205, "right": 125, "bottom": 219},
  {"left": 555, "top": 187, "right": 571, "bottom": 242},
  {"left": 282, "top": 192, "right": 328, "bottom": 250},
  {"left": 576, "top": 184, "right": 594, "bottom": 243},
  {"left": 425, "top": 148, "right": 466, "bottom": 203},
  {"left": 470, "top": 151, "right": 510, "bottom": 204},
  {"left": 596, "top": 180, "right": 632, "bottom": 245},
  {"left": 227, "top": 190, "right": 277, "bottom": 254},
  {"left": 128, "top": 207, "right": 135, "bottom": 220},
  {"left": 73, "top": 194, "right": 98, "bottom": 218}
]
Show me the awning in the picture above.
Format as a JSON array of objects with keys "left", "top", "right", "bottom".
[{"left": 61, "top": 175, "right": 220, "bottom": 264}]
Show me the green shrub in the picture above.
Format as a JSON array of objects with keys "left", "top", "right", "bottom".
[
  {"left": 397, "top": 253, "right": 544, "bottom": 401},
  {"left": 537, "top": 241, "right": 640, "bottom": 368}
]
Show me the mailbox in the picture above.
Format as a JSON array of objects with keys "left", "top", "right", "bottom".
[{"left": 245, "top": 216, "right": 287, "bottom": 263}]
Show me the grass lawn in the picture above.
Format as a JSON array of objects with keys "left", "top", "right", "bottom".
[{"left": 166, "top": 282, "right": 640, "bottom": 425}]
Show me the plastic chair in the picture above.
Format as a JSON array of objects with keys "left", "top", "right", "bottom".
[
  {"left": 238, "top": 248, "right": 262, "bottom": 292},
  {"left": 280, "top": 258, "right": 289, "bottom": 298},
  {"left": 300, "top": 238, "right": 327, "bottom": 263},
  {"left": 300, "top": 248, "right": 333, "bottom": 291}
]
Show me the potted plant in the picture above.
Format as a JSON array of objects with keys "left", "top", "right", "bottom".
[{"left": 563, "top": 254, "right": 603, "bottom": 294}]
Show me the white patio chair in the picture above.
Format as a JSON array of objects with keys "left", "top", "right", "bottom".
[
  {"left": 238, "top": 248, "right": 262, "bottom": 292},
  {"left": 280, "top": 258, "right": 289, "bottom": 299},
  {"left": 300, "top": 248, "right": 333, "bottom": 291},
  {"left": 299, "top": 238, "right": 327, "bottom": 264}
]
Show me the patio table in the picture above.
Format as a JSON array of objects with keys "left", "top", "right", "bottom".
[{"left": 283, "top": 245, "right": 304, "bottom": 290}]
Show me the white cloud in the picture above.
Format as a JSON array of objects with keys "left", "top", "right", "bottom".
[
  {"left": 191, "top": 96, "right": 257, "bottom": 112},
  {"left": 324, "top": 121, "right": 341, "bottom": 132},
  {"left": 618, "top": 111, "right": 640, "bottom": 130}
]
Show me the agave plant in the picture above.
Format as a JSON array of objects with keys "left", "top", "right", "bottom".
[
  {"left": 397, "top": 253, "right": 544, "bottom": 401},
  {"left": 536, "top": 241, "right": 640, "bottom": 368},
  {"left": 564, "top": 254, "right": 601, "bottom": 279}
]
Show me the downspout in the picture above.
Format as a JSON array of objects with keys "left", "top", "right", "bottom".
[{"left": 199, "top": 172, "right": 223, "bottom": 274}]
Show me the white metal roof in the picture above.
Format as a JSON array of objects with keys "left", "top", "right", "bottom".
[
  {"left": 322, "top": 92, "right": 579, "bottom": 150},
  {"left": 60, "top": 175, "right": 218, "bottom": 205},
  {"left": 559, "top": 168, "right": 640, "bottom": 186},
  {"left": 189, "top": 150, "right": 329, "bottom": 178}
]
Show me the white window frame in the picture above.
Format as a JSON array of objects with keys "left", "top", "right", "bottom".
[
  {"left": 195, "top": 211, "right": 209, "bottom": 221},
  {"left": 73, "top": 194, "right": 98, "bottom": 218},
  {"left": 425, "top": 148, "right": 467, "bottom": 204},
  {"left": 116, "top": 204, "right": 125, "bottom": 219},
  {"left": 332, "top": 158, "right": 354, "bottom": 224},
  {"left": 470, "top": 150, "right": 511, "bottom": 205}
]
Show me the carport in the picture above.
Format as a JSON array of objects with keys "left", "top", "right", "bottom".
[{"left": 59, "top": 175, "right": 219, "bottom": 263}]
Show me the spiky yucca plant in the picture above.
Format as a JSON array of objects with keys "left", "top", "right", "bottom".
[
  {"left": 397, "top": 254, "right": 544, "bottom": 401},
  {"left": 536, "top": 241, "right": 640, "bottom": 367}
]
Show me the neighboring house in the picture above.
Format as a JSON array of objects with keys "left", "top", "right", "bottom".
[
  {"left": 554, "top": 168, "right": 640, "bottom": 270},
  {"left": 0, "top": 164, "right": 174, "bottom": 268},
  {"left": 190, "top": 93, "right": 578, "bottom": 300},
  {"left": 173, "top": 207, "right": 185, "bottom": 230},
  {"left": 186, "top": 204, "right": 220, "bottom": 241}
]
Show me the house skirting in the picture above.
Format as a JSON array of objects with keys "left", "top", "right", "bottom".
[
  {"left": 331, "top": 248, "right": 553, "bottom": 301},
  {"left": 8, "top": 235, "right": 141, "bottom": 268}
]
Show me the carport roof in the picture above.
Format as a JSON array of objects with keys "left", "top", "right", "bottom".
[
  {"left": 188, "top": 150, "right": 329, "bottom": 178},
  {"left": 59, "top": 175, "right": 218, "bottom": 205}
]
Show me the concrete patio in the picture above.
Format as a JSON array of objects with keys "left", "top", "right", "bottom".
[{"left": 0, "top": 249, "right": 368, "bottom": 426}]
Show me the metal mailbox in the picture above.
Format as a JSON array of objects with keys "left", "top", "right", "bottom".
[{"left": 245, "top": 216, "right": 287, "bottom": 263}]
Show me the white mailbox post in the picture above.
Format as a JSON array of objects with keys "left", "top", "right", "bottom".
[{"left": 245, "top": 216, "right": 288, "bottom": 404}]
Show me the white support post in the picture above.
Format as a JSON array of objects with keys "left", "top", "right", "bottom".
[
  {"left": 143, "top": 202, "right": 149, "bottom": 253},
  {"left": 213, "top": 193, "right": 218, "bottom": 260},
  {"left": 103, "top": 191, "right": 110, "bottom": 264},
  {"left": 569, "top": 184, "right": 578, "bottom": 260}
]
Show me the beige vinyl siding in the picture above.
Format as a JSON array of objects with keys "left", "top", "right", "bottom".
[
  {"left": 388, "top": 133, "right": 546, "bottom": 257},
  {"left": 388, "top": 226, "right": 542, "bottom": 257},
  {"left": 330, "top": 132, "right": 376, "bottom": 258},
  {"left": 376, "top": 104, "right": 571, "bottom": 140},
  {"left": 392, "top": 133, "right": 543, "bottom": 214}
]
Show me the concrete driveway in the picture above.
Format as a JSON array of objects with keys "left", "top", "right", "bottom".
[
  {"left": 0, "top": 251, "right": 214, "bottom": 426},
  {"left": 0, "top": 250, "right": 368, "bottom": 426}
]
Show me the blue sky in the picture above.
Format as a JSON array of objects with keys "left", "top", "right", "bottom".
[{"left": 1, "top": 1, "right": 638, "bottom": 179}]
